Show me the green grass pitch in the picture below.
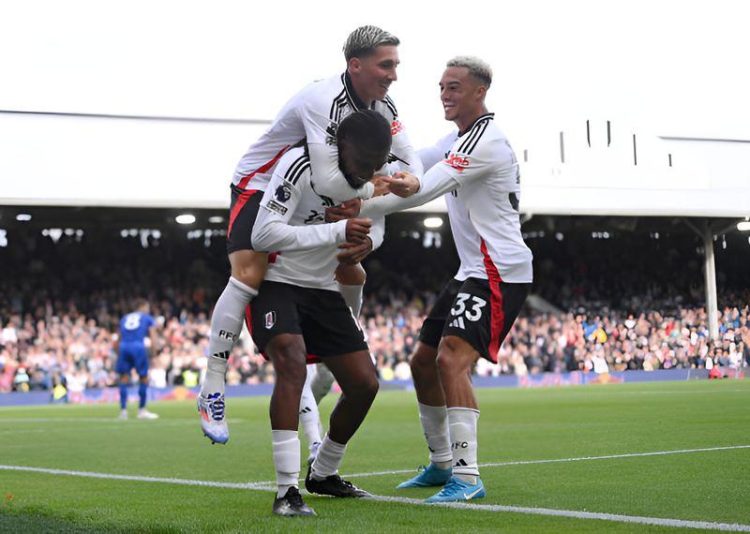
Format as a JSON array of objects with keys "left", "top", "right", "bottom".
[{"left": 0, "top": 380, "right": 748, "bottom": 533}]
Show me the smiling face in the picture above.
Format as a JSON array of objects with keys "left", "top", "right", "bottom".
[
  {"left": 348, "top": 45, "right": 400, "bottom": 103},
  {"left": 439, "top": 66, "right": 488, "bottom": 131}
]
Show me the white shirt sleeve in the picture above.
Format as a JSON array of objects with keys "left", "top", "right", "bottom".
[
  {"left": 389, "top": 121, "right": 424, "bottom": 177},
  {"left": 252, "top": 166, "right": 348, "bottom": 252},
  {"left": 368, "top": 216, "right": 386, "bottom": 251},
  {"left": 419, "top": 131, "right": 457, "bottom": 171},
  {"left": 297, "top": 98, "right": 374, "bottom": 202},
  {"left": 359, "top": 136, "right": 496, "bottom": 218}
]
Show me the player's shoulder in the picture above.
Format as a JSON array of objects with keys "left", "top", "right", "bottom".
[
  {"left": 455, "top": 114, "right": 511, "bottom": 157},
  {"left": 374, "top": 95, "right": 399, "bottom": 121},
  {"left": 298, "top": 73, "right": 347, "bottom": 109},
  {"left": 276, "top": 146, "right": 311, "bottom": 186}
]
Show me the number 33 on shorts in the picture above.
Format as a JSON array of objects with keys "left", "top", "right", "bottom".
[{"left": 449, "top": 292, "right": 487, "bottom": 329}]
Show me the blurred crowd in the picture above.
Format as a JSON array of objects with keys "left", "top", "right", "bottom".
[
  {"left": 1, "top": 291, "right": 747, "bottom": 394},
  {"left": 1, "top": 222, "right": 748, "bottom": 394}
]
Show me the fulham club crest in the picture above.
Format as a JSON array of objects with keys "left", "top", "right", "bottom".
[{"left": 265, "top": 311, "right": 276, "bottom": 329}]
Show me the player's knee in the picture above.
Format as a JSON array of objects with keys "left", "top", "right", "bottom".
[
  {"left": 356, "top": 373, "right": 379, "bottom": 403},
  {"left": 268, "top": 339, "right": 306, "bottom": 386},
  {"left": 229, "top": 251, "right": 268, "bottom": 289},
  {"left": 436, "top": 338, "right": 473, "bottom": 377},
  {"left": 335, "top": 262, "right": 366, "bottom": 286},
  {"left": 410, "top": 344, "right": 438, "bottom": 377},
  {"left": 342, "top": 370, "right": 379, "bottom": 402}
]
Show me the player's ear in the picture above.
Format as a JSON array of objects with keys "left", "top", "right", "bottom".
[
  {"left": 348, "top": 57, "right": 362, "bottom": 74},
  {"left": 476, "top": 84, "right": 487, "bottom": 101}
]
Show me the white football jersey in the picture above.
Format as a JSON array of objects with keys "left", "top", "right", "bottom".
[
  {"left": 232, "top": 73, "right": 420, "bottom": 203},
  {"left": 361, "top": 114, "right": 533, "bottom": 284},
  {"left": 252, "top": 146, "right": 385, "bottom": 291}
]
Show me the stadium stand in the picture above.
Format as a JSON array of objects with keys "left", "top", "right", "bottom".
[{"left": 0, "top": 209, "right": 748, "bottom": 394}]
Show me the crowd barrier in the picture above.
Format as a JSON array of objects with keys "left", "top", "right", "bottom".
[{"left": 0, "top": 368, "right": 744, "bottom": 407}]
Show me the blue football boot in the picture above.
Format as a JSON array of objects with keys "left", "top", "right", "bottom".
[
  {"left": 425, "top": 475, "right": 485, "bottom": 503},
  {"left": 396, "top": 464, "right": 452, "bottom": 489}
]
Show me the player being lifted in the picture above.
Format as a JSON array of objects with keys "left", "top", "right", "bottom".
[
  {"left": 247, "top": 110, "right": 390, "bottom": 516},
  {"left": 355, "top": 57, "right": 533, "bottom": 502},
  {"left": 198, "top": 25, "right": 421, "bottom": 444}
]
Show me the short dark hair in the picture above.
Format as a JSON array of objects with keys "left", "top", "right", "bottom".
[
  {"left": 337, "top": 110, "right": 392, "bottom": 153},
  {"left": 343, "top": 25, "right": 400, "bottom": 61}
]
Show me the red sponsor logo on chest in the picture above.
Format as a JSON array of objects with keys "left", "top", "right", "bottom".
[{"left": 390, "top": 120, "right": 403, "bottom": 136}]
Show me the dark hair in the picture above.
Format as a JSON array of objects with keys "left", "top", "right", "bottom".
[{"left": 337, "top": 110, "right": 392, "bottom": 153}]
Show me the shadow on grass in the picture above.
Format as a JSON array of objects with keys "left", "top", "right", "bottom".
[{"left": 0, "top": 505, "right": 180, "bottom": 534}]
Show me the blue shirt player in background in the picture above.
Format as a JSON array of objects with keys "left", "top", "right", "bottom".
[{"left": 115, "top": 299, "right": 159, "bottom": 420}]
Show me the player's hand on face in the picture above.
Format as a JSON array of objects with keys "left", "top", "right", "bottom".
[
  {"left": 383, "top": 171, "right": 420, "bottom": 198},
  {"left": 337, "top": 238, "right": 373, "bottom": 265},
  {"left": 371, "top": 175, "right": 392, "bottom": 197},
  {"left": 344, "top": 217, "right": 372, "bottom": 243},
  {"left": 325, "top": 198, "right": 362, "bottom": 222}
]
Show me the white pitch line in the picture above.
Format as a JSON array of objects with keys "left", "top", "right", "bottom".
[
  {"left": 0, "top": 465, "right": 274, "bottom": 491},
  {"left": 1, "top": 463, "right": 748, "bottom": 532},
  {"left": 340, "top": 444, "right": 750, "bottom": 479},
  {"left": 0, "top": 417, "right": 243, "bottom": 424},
  {"left": 368, "top": 495, "right": 750, "bottom": 532}
]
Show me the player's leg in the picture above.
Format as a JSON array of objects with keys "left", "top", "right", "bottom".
[
  {"left": 396, "top": 342, "right": 453, "bottom": 488},
  {"left": 115, "top": 347, "right": 132, "bottom": 419},
  {"left": 425, "top": 280, "right": 530, "bottom": 503},
  {"left": 134, "top": 346, "right": 158, "bottom": 419},
  {"left": 117, "top": 374, "right": 129, "bottom": 419},
  {"left": 136, "top": 375, "right": 158, "bottom": 419},
  {"left": 397, "top": 279, "right": 462, "bottom": 489},
  {"left": 310, "top": 362, "right": 335, "bottom": 405},
  {"left": 250, "top": 281, "right": 315, "bottom": 516},
  {"left": 306, "top": 350, "right": 376, "bottom": 498},
  {"left": 299, "top": 288, "right": 374, "bottom": 498},
  {"left": 424, "top": 334, "right": 484, "bottom": 503},
  {"left": 307, "top": 262, "right": 364, "bottom": 405},
  {"left": 198, "top": 188, "right": 265, "bottom": 444},
  {"left": 299, "top": 364, "right": 323, "bottom": 464},
  {"left": 267, "top": 334, "right": 316, "bottom": 516}
]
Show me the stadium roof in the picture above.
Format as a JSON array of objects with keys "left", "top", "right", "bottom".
[{"left": 1, "top": 112, "right": 749, "bottom": 219}]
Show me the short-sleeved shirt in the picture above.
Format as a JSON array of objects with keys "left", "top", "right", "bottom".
[{"left": 118, "top": 312, "right": 155, "bottom": 345}]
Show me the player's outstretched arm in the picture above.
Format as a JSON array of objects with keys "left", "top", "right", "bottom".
[
  {"left": 359, "top": 164, "right": 458, "bottom": 219},
  {"left": 386, "top": 124, "right": 424, "bottom": 192}
]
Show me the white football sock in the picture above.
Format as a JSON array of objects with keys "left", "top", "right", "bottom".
[
  {"left": 310, "top": 433, "right": 346, "bottom": 480},
  {"left": 418, "top": 403, "right": 452, "bottom": 468},
  {"left": 448, "top": 407, "right": 480, "bottom": 483},
  {"left": 272, "top": 429, "right": 300, "bottom": 498},
  {"left": 300, "top": 365, "right": 322, "bottom": 452},
  {"left": 202, "top": 277, "right": 257, "bottom": 395},
  {"left": 337, "top": 283, "right": 364, "bottom": 317},
  {"left": 311, "top": 363, "right": 335, "bottom": 405}
]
